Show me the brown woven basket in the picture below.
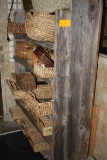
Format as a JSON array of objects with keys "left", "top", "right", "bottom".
[
  {"left": 34, "top": 62, "right": 54, "bottom": 78},
  {"left": 33, "top": 85, "right": 53, "bottom": 99},
  {"left": 16, "top": 72, "right": 37, "bottom": 92},
  {"left": 16, "top": 101, "right": 53, "bottom": 136},
  {"left": 25, "top": 10, "right": 55, "bottom": 42},
  {"left": 8, "top": 21, "right": 26, "bottom": 34},
  {"left": 10, "top": 106, "right": 50, "bottom": 152},
  {"left": 7, "top": 79, "right": 28, "bottom": 99},
  {"left": 31, "top": 0, "right": 70, "bottom": 13},
  {"left": 22, "top": 93, "right": 53, "bottom": 117},
  {"left": 27, "top": 130, "right": 50, "bottom": 152}
]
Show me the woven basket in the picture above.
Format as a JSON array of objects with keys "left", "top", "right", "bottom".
[
  {"left": 10, "top": 106, "right": 50, "bottom": 151},
  {"left": 34, "top": 63, "right": 54, "bottom": 78},
  {"left": 25, "top": 10, "right": 55, "bottom": 42},
  {"left": 39, "top": 116, "right": 53, "bottom": 127},
  {"left": 33, "top": 85, "right": 53, "bottom": 99},
  {"left": 27, "top": 130, "right": 50, "bottom": 152},
  {"left": 16, "top": 72, "right": 37, "bottom": 92},
  {"left": 8, "top": 21, "right": 26, "bottom": 34},
  {"left": 31, "top": 0, "right": 70, "bottom": 13},
  {"left": 22, "top": 92, "right": 53, "bottom": 117},
  {"left": 7, "top": 79, "right": 28, "bottom": 99},
  {"left": 17, "top": 101, "right": 53, "bottom": 136}
]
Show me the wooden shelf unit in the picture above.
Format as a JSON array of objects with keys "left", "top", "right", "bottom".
[{"left": 8, "top": 1, "right": 103, "bottom": 159}]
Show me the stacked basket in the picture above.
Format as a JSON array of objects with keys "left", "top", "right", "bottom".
[
  {"left": 25, "top": 10, "right": 55, "bottom": 42},
  {"left": 31, "top": 0, "right": 70, "bottom": 13}
]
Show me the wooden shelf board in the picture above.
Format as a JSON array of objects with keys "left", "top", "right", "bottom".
[{"left": 14, "top": 34, "right": 54, "bottom": 50}]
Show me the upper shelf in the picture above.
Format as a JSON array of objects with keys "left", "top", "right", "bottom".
[
  {"left": 14, "top": 56, "right": 52, "bottom": 84},
  {"left": 14, "top": 34, "right": 54, "bottom": 50}
]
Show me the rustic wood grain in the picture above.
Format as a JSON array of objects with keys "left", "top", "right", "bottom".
[
  {"left": 53, "top": 0, "right": 103, "bottom": 159},
  {"left": 88, "top": 105, "right": 99, "bottom": 156}
]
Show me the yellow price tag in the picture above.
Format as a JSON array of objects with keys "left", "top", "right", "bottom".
[{"left": 59, "top": 20, "right": 71, "bottom": 27}]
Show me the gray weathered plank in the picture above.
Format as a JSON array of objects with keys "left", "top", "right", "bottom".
[
  {"left": 14, "top": 34, "right": 54, "bottom": 50},
  {"left": 53, "top": 0, "right": 103, "bottom": 159}
]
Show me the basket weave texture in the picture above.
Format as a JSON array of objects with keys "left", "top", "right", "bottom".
[
  {"left": 22, "top": 96, "right": 53, "bottom": 117},
  {"left": 25, "top": 10, "right": 55, "bottom": 42},
  {"left": 34, "top": 63, "right": 54, "bottom": 78},
  {"left": 33, "top": 85, "right": 53, "bottom": 99},
  {"left": 8, "top": 21, "right": 26, "bottom": 34},
  {"left": 31, "top": 0, "right": 70, "bottom": 13},
  {"left": 16, "top": 72, "right": 37, "bottom": 92}
]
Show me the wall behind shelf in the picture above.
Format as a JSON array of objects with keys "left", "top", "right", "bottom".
[{"left": 94, "top": 55, "right": 107, "bottom": 160}]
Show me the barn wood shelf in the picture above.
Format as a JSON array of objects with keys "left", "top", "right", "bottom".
[
  {"left": 13, "top": 56, "right": 52, "bottom": 84},
  {"left": 15, "top": 99, "right": 52, "bottom": 146},
  {"left": 14, "top": 33, "right": 54, "bottom": 50}
]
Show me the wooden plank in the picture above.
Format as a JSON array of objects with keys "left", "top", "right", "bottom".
[
  {"left": 14, "top": 34, "right": 54, "bottom": 50},
  {"left": 88, "top": 105, "right": 99, "bottom": 156},
  {"left": 14, "top": 56, "right": 33, "bottom": 72},
  {"left": 53, "top": 1, "right": 103, "bottom": 159}
]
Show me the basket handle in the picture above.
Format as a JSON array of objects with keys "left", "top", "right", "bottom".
[
  {"left": 29, "top": 9, "right": 35, "bottom": 16},
  {"left": 26, "top": 12, "right": 33, "bottom": 21}
]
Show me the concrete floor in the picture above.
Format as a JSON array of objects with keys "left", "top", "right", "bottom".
[{"left": 0, "top": 118, "right": 20, "bottom": 135}]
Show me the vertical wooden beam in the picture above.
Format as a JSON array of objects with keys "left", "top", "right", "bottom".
[
  {"left": 53, "top": 0, "right": 103, "bottom": 160},
  {"left": 53, "top": 9, "right": 71, "bottom": 160}
]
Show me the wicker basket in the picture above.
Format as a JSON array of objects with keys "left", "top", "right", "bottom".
[
  {"left": 8, "top": 21, "right": 26, "bottom": 34},
  {"left": 22, "top": 93, "right": 53, "bottom": 117},
  {"left": 7, "top": 79, "right": 28, "bottom": 99},
  {"left": 31, "top": 0, "right": 70, "bottom": 13},
  {"left": 34, "top": 63, "right": 54, "bottom": 78},
  {"left": 33, "top": 85, "right": 53, "bottom": 99},
  {"left": 10, "top": 106, "right": 50, "bottom": 152},
  {"left": 16, "top": 72, "right": 37, "bottom": 92},
  {"left": 26, "top": 130, "right": 50, "bottom": 152},
  {"left": 21, "top": 101, "right": 53, "bottom": 136},
  {"left": 25, "top": 10, "right": 55, "bottom": 42}
]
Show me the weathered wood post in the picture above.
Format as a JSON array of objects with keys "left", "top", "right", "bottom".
[{"left": 53, "top": 0, "right": 103, "bottom": 160}]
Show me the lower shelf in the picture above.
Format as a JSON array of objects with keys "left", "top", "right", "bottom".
[
  {"left": 9, "top": 106, "right": 51, "bottom": 153},
  {"left": 16, "top": 100, "right": 53, "bottom": 137}
]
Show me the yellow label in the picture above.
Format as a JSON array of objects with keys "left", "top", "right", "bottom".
[{"left": 59, "top": 20, "right": 71, "bottom": 27}]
